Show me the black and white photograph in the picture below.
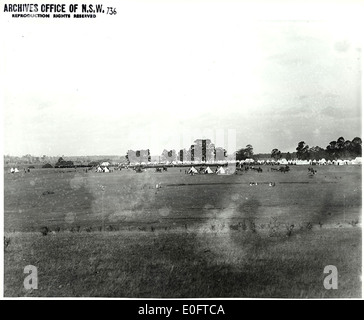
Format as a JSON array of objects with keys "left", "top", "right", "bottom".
[{"left": 1, "top": 0, "right": 362, "bottom": 301}]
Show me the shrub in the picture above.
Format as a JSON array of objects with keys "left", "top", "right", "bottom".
[{"left": 40, "top": 226, "right": 49, "bottom": 236}]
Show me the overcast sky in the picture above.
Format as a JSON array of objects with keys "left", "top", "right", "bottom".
[{"left": 1, "top": 1, "right": 362, "bottom": 156}]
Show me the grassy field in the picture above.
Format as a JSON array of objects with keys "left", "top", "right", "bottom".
[{"left": 3, "top": 165, "right": 362, "bottom": 297}]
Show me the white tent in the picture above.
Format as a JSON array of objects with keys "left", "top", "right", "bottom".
[
  {"left": 216, "top": 166, "right": 226, "bottom": 174},
  {"left": 187, "top": 166, "right": 198, "bottom": 174},
  {"left": 334, "top": 160, "right": 344, "bottom": 166},
  {"left": 204, "top": 166, "right": 214, "bottom": 174},
  {"left": 10, "top": 168, "right": 14, "bottom": 173},
  {"left": 96, "top": 166, "right": 103, "bottom": 172},
  {"left": 318, "top": 158, "right": 327, "bottom": 165},
  {"left": 352, "top": 157, "right": 362, "bottom": 165},
  {"left": 278, "top": 158, "right": 288, "bottom": 165},
  {"left": 101, "top": 161, "right": 110, "bottom": 167},
  {"left": 296, "top": 160, "right": 310, "bottom": 165},
  {"left": 14, "top": 168, "right": 19, "bottom": 173},
  {"left": 104, "top": 167, "right": 110, "bottom": 173}
]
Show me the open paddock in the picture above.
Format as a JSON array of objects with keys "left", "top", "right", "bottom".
[{"left": 4, "top": 165, "right": 362, "bottom": 297}]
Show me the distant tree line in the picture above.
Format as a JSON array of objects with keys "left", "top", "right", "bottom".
[
  {"left": 54, "top": 157, "right": 114, "bottom": 168},
  {"left": 294, "top": 137, "right": 361, "bottom": 160},
  {"left": 54, "top": 157, "right": 75, "bottom": 168},
  {"left": 266, "top": 137, "right": 362, "bottom": 161},
  {"left": 237, "top": 136, "right": 361, "bottom": 162}
]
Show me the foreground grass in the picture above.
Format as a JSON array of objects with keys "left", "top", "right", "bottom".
[{"left": 4, "top": 227, "right": 361, "bottom": 298}]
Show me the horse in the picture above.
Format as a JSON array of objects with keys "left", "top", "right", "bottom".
[
  {"left": 279, "top": 166, "right": 290, "bottom": 173},
  {"left": 135, "top": 167, "right": 143, "bottom": 173}
]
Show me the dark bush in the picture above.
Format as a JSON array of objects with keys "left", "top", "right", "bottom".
[{"left": 40, "top": 226, "right": 49, "bottom": 236}]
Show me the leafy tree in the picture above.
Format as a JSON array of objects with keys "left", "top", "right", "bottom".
[
  {"left": 334, "top": 136, "right": 345, "bottom": 158},
  {"left": 271, "top": 148, "right": 282, "bottom": 161},
  {"left": 326, "top": 141, "right": 337, "bottom": 160},
  {"left": 308, "top": 146, "right": 325, "bottom": 160},
  {"left": 342, "top": 140, "right": 353, "bottom": 158},
  {"left": 351, "top": 137, "right": 362, "bottom": 156},
  {"left": 236, "top": 144, "right": 254, "bottom": 161},
  {"left": 245, "top": 144, "right": 254, "bottom": 158},
  {"left": 324, "top": 136, "right": 361, "bottom": 159},
  {"left": 55, "top": 157, "right": 74, "bottom": 168},
  {"left": 235, "top": 149, "right": 244, "bottom": 161},
  {"left": 336, "top": 136, "right": 345, "bottom": 149},
  {"left": 296, "top": 141, "right": 309, "bottom": 160}
]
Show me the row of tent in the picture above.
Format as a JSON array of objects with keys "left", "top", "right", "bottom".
[
  {"left": 242, "top": 158, "right": 363, "bottom": 165},
  {"left": 128, "top": 157, "right": 362, "bottom": 166},
  {"left": 95, "top": 166, "right": 110, "bottom": 172},
  {"left": 295, "top": 157, "right": 362, "bottom": 165},
  {"left": 188, "top": 166, "right": 227, "bottom": 174}
]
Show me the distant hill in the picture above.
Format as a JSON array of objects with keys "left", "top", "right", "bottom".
[{"left": 4, "top": 155, "right": 128, "bottom": 166}]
